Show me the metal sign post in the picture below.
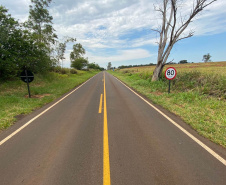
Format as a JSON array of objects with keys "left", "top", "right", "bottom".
[
  {"left": 25, "top": 70, "right": 31, "bottom": 98},
  {"left": 165, "top": 67, "right": 177, "bottom": 94},
  {"left": 168, "top": 79, "right": 171, "bottom": 94},
  {"left": 20, "top": 70, "right": 34, "bottom": 98}
]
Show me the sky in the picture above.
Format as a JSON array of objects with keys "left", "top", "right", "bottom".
[{"left": 1, "top": 0, "right": 226, "bottom": 68}]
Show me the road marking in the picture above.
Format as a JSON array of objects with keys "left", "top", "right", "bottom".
[
  {"left": 0, "top": 75, "right": 98, "bottom": 146},
  {"left": 113, "top": 75, "right": 226, "bottom": 166},
  {"left": 99, "top": 94, "right": 103, "bottom": 113},
  {"left": 103, "top": 72, "right": 111, "bottom": 185}
]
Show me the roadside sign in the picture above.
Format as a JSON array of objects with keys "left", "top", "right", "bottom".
[
  {"left": 165, "top": 67, "right": 177, "bottom": 80},
  {"left": 20, "top": 70, "right": 34, "bottom": 83},
  {"left": 20, "top": 70, "right": 34, "bottom": 98},
  {"left": 165, "top": 67, "right": 177, "bottom": 93}
]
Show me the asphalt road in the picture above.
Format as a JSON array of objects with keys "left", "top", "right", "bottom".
[{"left": 0, "top": 72, "right": 225, "bottom": 185}]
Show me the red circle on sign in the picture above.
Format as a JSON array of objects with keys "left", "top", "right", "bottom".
[{"left": 165, "top": 67, "right": 177, "bottom": 80}]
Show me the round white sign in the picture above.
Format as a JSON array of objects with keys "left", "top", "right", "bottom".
[{"left": 165, "top": 67, "right": 177, "bottom": 80}]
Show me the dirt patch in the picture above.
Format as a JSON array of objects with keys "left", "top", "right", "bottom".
[
  {"left": 14, "top": 114, "right": 27, "bottom": 120},
  {"left": 24, "top": 94, "right": 51, "bottom": 98},
  {"left": 151, "top": 91, "right": 163, "bottom": 96}
]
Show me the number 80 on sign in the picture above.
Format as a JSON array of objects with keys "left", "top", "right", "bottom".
[{"left": 165, "top": 67, "right": 177, "bottom": 80}]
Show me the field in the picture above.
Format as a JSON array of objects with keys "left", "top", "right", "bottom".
[
  {"left": 109, "top": 62, "right": 226, "bottom": 148},
  {"left": 127, "top": 62, "right": 226, "bottom": 75},
  {"left": 0, "top": 70, "right": 99, "bottom": 130}
]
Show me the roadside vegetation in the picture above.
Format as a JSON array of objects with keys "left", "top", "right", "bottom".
[
  {"left": 0, "top": 1, "right": 103, "bottom": 130},
  {"left": 109, "top": 62, "right": 226, "bottom": 148},
  {"left": 0, "top": 70, "right": 99, "bottom": 130},
  {"left": 0, "top": 1, "right": 103, "bottom": 81}
]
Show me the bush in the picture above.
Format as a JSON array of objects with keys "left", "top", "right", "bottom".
[
  {"left": 139, "top": 71, "right": 152, "bottom": 80},
  {"left": 70, "top": 69, "right": 77, "bottom": 74},
  {"left": 71, "top": 57, "right": 88, "bottom": 70},
  {"left": 60, "top": 68, "right": 67, "bottom": 74},
  {"left": 51, "top": 67, "right": 71, "bottom": 74},
  {"left": 122, "top": 70, "right": 129, "bottom": 74},
  {"left": 52, "top": 66, "right": 61, "bottom": 73},
  {"left": 174, "top": 71, "right": 226, "bottom": 99}
]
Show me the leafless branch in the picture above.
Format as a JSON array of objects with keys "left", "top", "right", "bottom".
[
  {"left": 176, "top": 30, "right": 195, "bottom": 42},
  {"left": 151, "top": 28, "right": 161, "bottom": 33}
]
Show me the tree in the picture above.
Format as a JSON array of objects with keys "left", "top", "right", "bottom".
[
  {"left": 107, "top": 62, "right": 112, "bottom": 70},
  {"left": 87, "top": 62, "right": 104, "bottom": 70},
  {"left": 70, "top": 43, "right": 87, "bottom": 70},
  {"left": 71, "top": 57, "right": 88, "bottom": 70},
  {"left": 70, "top": 43, "right": 85, "bottom": 61},
  {"left": 26, "top": 0, "right": 57, "bottom": 46},
  {"left": 202, "top": 53, "right": 211, "bottom": 63},
  {"left": 152, "top": 0, "right": 216, "bottom": 81},
  {"left": 55, "top": 37, "right": 76, "bottom": 67},
  {"left": 0, "top": 6, "right": 49, "bottom": 79},
  {"left": 179, "top": 60, "right": 188, "bottom": 64},
  {"left": 0, "top": 6, "right": 19, "bottom": 78},
  {"left": 88, "top": 62, "right": 99, "bottom": 69},
  {"left": 23, "top": 0, "right": 58, "bottom": 71}
]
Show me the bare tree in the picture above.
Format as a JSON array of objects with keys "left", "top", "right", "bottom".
[{"left": 152, "top": 0, "right": 216, "bottom": 81}]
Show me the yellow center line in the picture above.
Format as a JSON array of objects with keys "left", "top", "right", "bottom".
[
  {"left": 99, "top": 94, "right": 103, "bottom": 113},
  {"left": 103, "top": 72, "right": 111, "bottom": 185}
]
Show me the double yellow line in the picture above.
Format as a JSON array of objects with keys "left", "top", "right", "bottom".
[{"left": 99, "top": 72, "right": 111, "bottom": 185}]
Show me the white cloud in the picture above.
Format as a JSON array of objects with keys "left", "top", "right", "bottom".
[
  {"left": 62, "top": 48, "right": 152, "bottom": 68},
  {"left": 130, "top": 37, "right": 159, "bottom": 47},
  {"left": 4, "top": 0, "right": 224, "bottom": 47},
  {"left": 51, "top": 0, "right": 158, "bottom": 51},
  {"left": 86, "top": 48, "right": 152, "bottom": 64},
  {"left": 1, "top": 0, "right": 30, "bottom": 22},
  {"left": 52, "top": 0, "right": 226, "bottom": 51},
  {"left": 179, "top": 0, "right": 226, "bottom": 36}
]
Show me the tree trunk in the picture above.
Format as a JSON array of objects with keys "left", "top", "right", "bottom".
[{"left": 152, "top": 62, "right": 164, "bottom": 81}]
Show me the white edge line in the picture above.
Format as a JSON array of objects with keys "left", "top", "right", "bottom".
[
  {"left": 112, "top": 75, "right": 226, "bottom": 166},
  {"left": 0, "top": 74, "right": 98, "bottom": 146}
]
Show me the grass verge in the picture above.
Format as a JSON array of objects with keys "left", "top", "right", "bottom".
[
  {"left": 0, "top": 70, "right": 99, "bottom": 129},
  {"left": 108, "top": 70, "right": 226, "bottom": 148}
]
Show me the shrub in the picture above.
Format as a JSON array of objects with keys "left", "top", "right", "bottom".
[
  {"left": 52, "top": 66, "right": 61, "bottom": 73},
  {"left": 122, "top": 70, "right": 129, "bottom": 74},
  {"left": 70, "top": 69, "right": 77, "bottom": 74},
  {"left": 60, "top": 68, "right": 67, "bottom": 74},
  {"left": 174, "top": 71, "right": 225, "bottom": 99}
]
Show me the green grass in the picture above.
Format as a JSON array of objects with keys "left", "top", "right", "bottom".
[
  {"left": 109, "top": 63, "right": 226, "bottom": 148},
  {"left": 0, "top": 70, "right": 99, "bottom": 129}
]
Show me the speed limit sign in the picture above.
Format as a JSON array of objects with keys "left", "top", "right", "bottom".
[
  {"left": 165, "top": 67, "right": 177, "bottom": 93},
  {"left": 165, "top": 67, "right": 177, "bottom": 80}
]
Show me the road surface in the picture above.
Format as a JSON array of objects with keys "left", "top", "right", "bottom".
[{"left": 0, "top": 72, "right": 225, "bottom": 185}]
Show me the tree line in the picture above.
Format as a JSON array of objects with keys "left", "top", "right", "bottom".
[
  {"left": 117, "top": 63, "right": 156, "bottom": 69},
  {"left": 117, "top": 54, "right": 212, "bottom": 70},
  {"left": 0, "top": 0, "right": 102, "bottom": 80}
]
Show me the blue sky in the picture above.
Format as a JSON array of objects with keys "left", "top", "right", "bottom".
[{"left": 1, "top": 0, "right": 226, "bottom": 68}]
